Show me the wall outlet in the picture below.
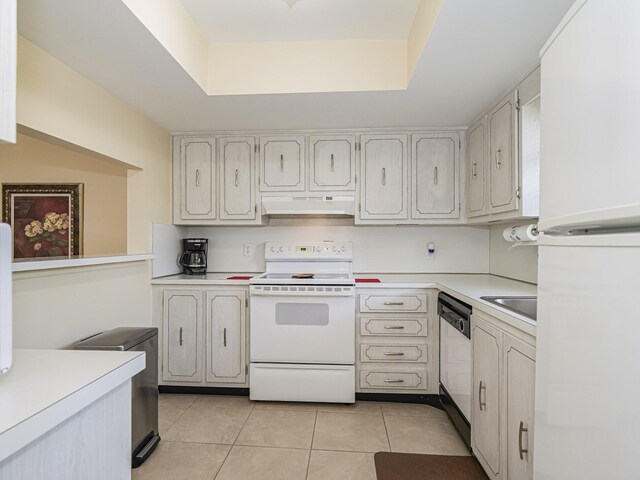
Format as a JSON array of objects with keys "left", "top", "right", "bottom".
[
  {"left": 427, "top": 242, "right": 436, "bottom": 259},
  {"left": 243, "top": 243, "right": 253, "bottom": 257}
]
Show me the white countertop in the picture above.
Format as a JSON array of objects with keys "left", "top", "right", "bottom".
[
  {"left": 151, "top": 273, "right": 259, "bottom": 285},
  {"left": 151, "top": 272, "right": 537, "bottom": 335},
  {"left": 0, "top": 349, "right": 145, "bottom": 463}
]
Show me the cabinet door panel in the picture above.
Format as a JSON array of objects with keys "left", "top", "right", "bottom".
[
  {"left": 309, "top": 135, "right": 356, "bottom": 191},
  {"left": 468, "top": 119, "right": 487, "bottom": 216},
  {"left": 181, "top": 138, "right": 216, "bottom": 219},
  {"left": 206, "top": 290, "right": 246, "bottom": 384},
  {"left": 162, "top": 290, "right": 202, "bottom": 382},
  {"left": 411, "top": 133, "right": 459, "bottom": 219},
  {"left": 489, "top": 96, "right": 518, "bottom": 213},
  {"left": 505, "top": 336, "right": 535, "bottom": 480},
  {"left": 260, "top": 136, "right": 305, "bottom": 191},
  {"left": 220, "top": 137, "right": 256, "bottom": 220},
  {"left": 472, "top": 319, "right": 502, "bottom": 477},
  {"left": 360, "top": 134, "right": 408, "bottom": 220}
]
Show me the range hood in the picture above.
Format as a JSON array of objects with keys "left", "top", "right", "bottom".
[{"left": 261, "top": 196, "right": 355, "bottom": 217}]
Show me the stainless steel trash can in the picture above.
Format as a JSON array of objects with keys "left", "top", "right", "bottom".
[{"left": 74, "top": 327, "right": 160, "bottom": 467}]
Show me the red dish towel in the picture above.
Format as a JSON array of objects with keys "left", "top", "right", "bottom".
[
  {"left": 227, "top": 276, "right": 253, "bottom": 280},
  {"left": 355, "top": 278, "right": 381, "bottom": 283}
]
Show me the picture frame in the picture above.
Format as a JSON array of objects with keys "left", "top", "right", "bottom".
[{"left": 1, "top": 183, "right": 84, "bottom": 259}]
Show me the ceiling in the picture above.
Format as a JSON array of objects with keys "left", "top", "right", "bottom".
[
  {"left": 17, "top": 0, "right": 573, "bottom": 133},
  {"left": 180, "top": 0, "right": 421, "bottom": 43}
]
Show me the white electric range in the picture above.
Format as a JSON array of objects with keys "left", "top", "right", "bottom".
[{"left": 249, "top": 241, "right": 356, "bottom": 403}]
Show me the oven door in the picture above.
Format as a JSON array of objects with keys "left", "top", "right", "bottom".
[{"left": 250, "top": 286, "right": 355, "bottom": 364}]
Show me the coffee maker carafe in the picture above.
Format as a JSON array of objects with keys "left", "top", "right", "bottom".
[{"left": 179, "top": 239, "right": 208, "bottom": 275}]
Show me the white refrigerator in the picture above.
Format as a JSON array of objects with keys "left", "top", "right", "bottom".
[{"left": 534, "top": 1, "right": 640, "bottom": 479}]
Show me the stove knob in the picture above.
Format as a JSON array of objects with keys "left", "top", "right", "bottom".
[
  {"left": 332, "top": 245, "right": 338, "bottom": 252},
  {"left": 270, "top": 246, "right": 276, "bottom": 253},
  {"left": 278, "top": 246, "right": 284, "bottom": 253}
]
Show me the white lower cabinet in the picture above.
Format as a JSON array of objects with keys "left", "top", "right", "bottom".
[
  {"left": 162, "top": 290, "right": 203, "bottom": 383},
  {"left": 472, "top": 316, "right": 502, "bottom": 477},
  {"left": 472, "top": 311, "right": 536, "bottom": 480},
  {"left": 205, "top": 290, "right": 247, "bottom": 384},
  {"left": 357, "top": 288, "right": 438, "bottom": 394},
  {"left": 156, "top": 286, "right": 248, "bottom": 387},
  {"left": 504, "top": 336, "right": 535, "bottom": 480}
]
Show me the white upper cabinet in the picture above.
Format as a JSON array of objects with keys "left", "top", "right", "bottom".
[
  {"left": 466, "top": 66, "right": 540, "bottom": 223},
  {"left": 488, "top": 92, "right": 518, "bottom": 214},
  {"left": 0, "top": 0, "right": 16, "bottom": 144},
  {"left": 260, "top": 135, "right": 306, "bottom": 192},
  {"left": 309, "top": 135, "right": 356, "bottom": 191},
  {"left": 219, "top": 136, "right": 257, "bottom": 221},
  {"left": 358, "top": 134, "right": 408, "bottom": 222},
  {"left": 468, "top": 118, "right": 487, "bottom": 217},
  {"left": 411, "top": 133, "right": 460, "bottom": 219},
  {"left": 179, "top": 137, "right": 216, "bottom": 220}
]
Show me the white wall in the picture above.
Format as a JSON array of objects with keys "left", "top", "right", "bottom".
[
  {"left": 489, "top": 225, "right": 538, "bottom": 284},
  {"left": 13, "top": 262, "right": 151, "bottom": 349},
  {"left": 188, "top": 224, "right": 490, "bottom": 274}
]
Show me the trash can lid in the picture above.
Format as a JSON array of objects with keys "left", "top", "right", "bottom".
[{"left": 73, "top": 327, "right": 158, "bottom": 351}]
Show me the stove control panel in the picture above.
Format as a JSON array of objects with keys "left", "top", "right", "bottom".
[{"left": 265, "top": 241, "right": 352, "bottom": 261}]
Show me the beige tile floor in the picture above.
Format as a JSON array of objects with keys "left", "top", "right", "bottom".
[{"left": 133, "top": 394, "right": 469, "bottom": 480}]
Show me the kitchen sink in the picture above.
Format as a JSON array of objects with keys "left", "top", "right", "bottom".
[{"left": 480, "top": 296, "right": 537, "bottom": 321}]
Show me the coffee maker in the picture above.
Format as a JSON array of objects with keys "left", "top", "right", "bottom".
[{"left": 179, "top": 239, "right": 208, "bottom": 275}]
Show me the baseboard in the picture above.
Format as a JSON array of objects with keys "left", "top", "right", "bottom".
[
  {"left": 355, "top": 393, "right": 444, "bottom": 409},
  {"left": 158, "top": 386, "right": 443, "bottom": 409},
  {"left": 159, "top": 385, "right": 250, "bottom": 396}
]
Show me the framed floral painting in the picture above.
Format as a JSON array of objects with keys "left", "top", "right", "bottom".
[{"left": 2, "top": 184, "right": 84, "bottom": 259}]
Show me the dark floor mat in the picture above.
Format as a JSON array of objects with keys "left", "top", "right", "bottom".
[{"left": 374, "top": 452, "right": 489, "bottom": 480}]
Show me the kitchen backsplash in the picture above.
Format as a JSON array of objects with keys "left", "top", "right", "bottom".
[
  {"left": 489, "top": 225, "right": 538, "bottom": 284},
  {"left": 186, "top": 224, "right": 490, "bottom": 274}
]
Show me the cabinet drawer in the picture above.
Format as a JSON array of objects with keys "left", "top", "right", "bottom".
[
  {"left": 360, "top": 344, "right": 427, "bottom": 363},
  {"left": 359, "top": 294, "right": 427, "bottom": 313},
  {"left": 360, "top": 318, "right": 426, "bottom": 336},
  {"left": 360, "top": 368, "right": 427, "bottom": 390}
]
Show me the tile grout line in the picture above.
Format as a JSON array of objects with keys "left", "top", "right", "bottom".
[
  {"left": 212, "top": 401, "right": 256, "bottom": 480},
  {"left": 160, "top": 395, "right": 199, "bottom": 436},
  {"left": 305, "top": 410, "right": 319, "bottom": 480},
  {"left": 381, "top": 412, "right": 392, "bottom": 453}
]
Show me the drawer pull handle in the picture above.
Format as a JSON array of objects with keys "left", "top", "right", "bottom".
[
  {"left": 234, "top": 169, "right": 239, "bottom": 187},
  {"left": 280, "top": 154, "right": 284, "bottom": 172},
  {"left": 479, "top": 381, "right": 486, "bottom": 411},
  {"left": 384, "top": 326, "right": 405, "bottom": 330},
  {"left": 472, "top": 161, "right": 477, "bottom": 178},
  {"left": 331, "top": 153, "right": 335, "bottom": 172},
  {"left": 384, "top": 352, "right": 405, "bottom": 356},
  {"left": 495, "top": 147, "right": 502, "bottom": 168},
  {"left": 384, "top": 302, "right": 405, "bottom": 306},
  {"left": 195, "top": 169, "right": 200, "bottom": 187},
  {"left": 223, "top": 327, "right": 227, "bottom": 347},
  {"left": 179, "top": 327, "right": 184, "bottom": 346},
  {"left": 519, "top": 421, "right": 529, "bottom": 460},
  {"left": 382, "top": 167, "right": 386, "bottom": 186},
  {"left": 384, "top": 379, "right": 405, "bottom": 383}
]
